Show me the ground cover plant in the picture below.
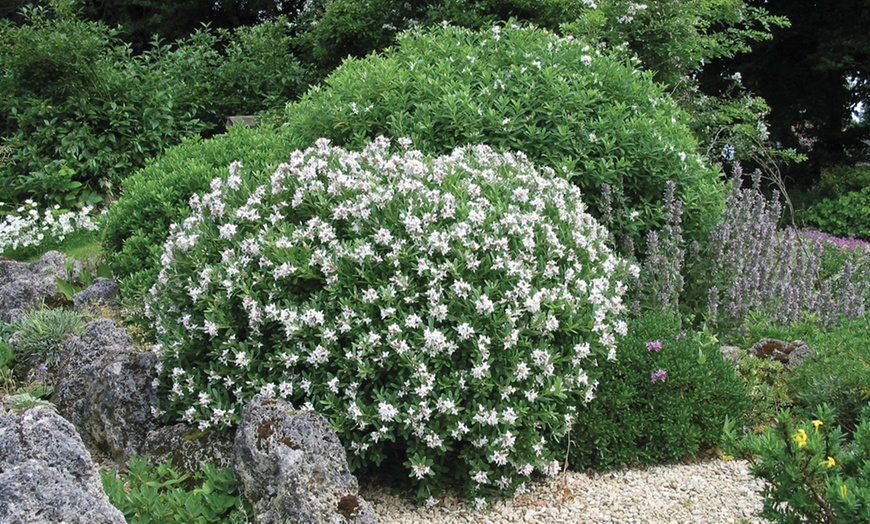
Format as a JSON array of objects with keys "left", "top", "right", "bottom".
[
  {"left": 146, "top": 137, "right": 636, "bottom": 503},
  {"left": 101, "top": 456, "right": 251, "bottom": 524},
  {"left": 278, "top": 22, "right": 727, "bottom": 254},
  {"left": 0, "top": 200, "right": 100, "bottom": 260}
]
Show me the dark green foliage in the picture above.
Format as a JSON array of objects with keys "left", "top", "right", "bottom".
[
  {"left": 0, "top": 7, "right": 306, "bottom": 209},
  {"left": 102, "top": 125, "right": 303, "bottom": 302},
  {"left": 101, "top": 456, "right": 251, "bottom": 524},
  {"left": 280, "top": 23, "right": 726, "bottom": 252},
  {"left": 0, "top": 6, "right": 208, "bottom": 207},
  {"left": 156, "top": 18, "right": 308, "bottom": 131},
  {"left": 804, "top": 188, "right": 870, "bottom": 241},
  {"left": 788, "top": 318, "right": 870, "bottom": 434},
  {"left": 569, "top": 312, "right": 751, "bottom": 469}
]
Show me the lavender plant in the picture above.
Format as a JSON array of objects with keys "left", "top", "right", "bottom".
[
  {"left": 704, "top": 169, "right": 868, "bottom": 330},
  {"left": 146, "top": 138, "right": 636, "bottom": 503}
]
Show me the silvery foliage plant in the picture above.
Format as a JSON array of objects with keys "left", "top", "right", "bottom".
[{"left": 146, "top": 137, "right": 636, "bottom": 503}]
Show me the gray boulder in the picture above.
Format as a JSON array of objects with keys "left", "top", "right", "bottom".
[
  {"left": 73, "top": 277, "right": 120, "bottom": 309},
  {"left": 55, "top": 318, "right": 160, "bottom": 463},
  {"left": 234, "top": 394, "right": 377, "bottom": 524},
  {"left": 0, "top": 405, "right": 126, "bottom": 524},
  {"left": 144, "top": 423, "right": 235, "bottom": 473},
  {"left": 0, "top": 250, "right": 70, "bottom": 322}
]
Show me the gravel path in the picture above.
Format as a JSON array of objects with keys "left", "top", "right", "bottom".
[{"left": 361, "top": 459, "right": 769, "bottom": 523}]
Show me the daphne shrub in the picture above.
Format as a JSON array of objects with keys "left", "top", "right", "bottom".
[
  {"left": 569, "top": 311, "right": 751, "bottom": 470},
  {"left": 147, "top": 138, "right": 636, "bottom": 502},
  {"left": 725, "top": 404, "right": 870, "bottom": 524},
  {"left": 102, "top": 125, "right": 303, "bottom": 305},
  {"left": 278, "top": 22, "right": 726, "bottom": 253}
]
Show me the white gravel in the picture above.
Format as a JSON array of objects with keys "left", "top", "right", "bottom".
[{"left": 361, "top": 459, "right": 769, "bottom": 524}]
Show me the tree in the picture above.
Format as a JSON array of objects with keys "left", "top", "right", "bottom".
[{"left": 730, "top": 0, "right": 870, "bottom": 186}]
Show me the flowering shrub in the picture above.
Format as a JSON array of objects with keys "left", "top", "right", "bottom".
[
  {"left": 569, "top": 312, "right": 750, "bottom": 469},
  {"left": 147, "top": 138, "right": 636, "bottom": 502},
  {"left": 279, "top": 22, "right": 726, "bottom": 252},
  {"left": 0, "top": 200, "right": 100, "bottom": 257},
  {"left": 102, "top": 125, "right": 303, "bottom": 305},
  {"left": 725, "top": 404, "right": 870, "bottom": 523}
]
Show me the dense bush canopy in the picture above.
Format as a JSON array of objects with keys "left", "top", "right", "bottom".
[
  {"left": 279, "top": 23, "right": 727, "bottom": 251},
  {"left": 147, "top": 137, "right": 636, "bottom": 500}
]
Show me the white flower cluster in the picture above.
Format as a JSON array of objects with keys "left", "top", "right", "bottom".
[
  {"left": 148, "top": 137, "right": 635, "bottom": 500},
  {"left": 0, "top": 200, "right": 100, "bottom": 254}
]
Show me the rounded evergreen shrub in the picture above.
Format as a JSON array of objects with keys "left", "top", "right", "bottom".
[
  {"left": 147, "top": 137, "right": 636, "bottom": 502},
  {"left": 279, "top": 23, "right": 726, "bottom": 251},
  {"left": 568, "top": 311, "right": 751, "bottom": 469},
  {"left": 102, "top": 125, "right": 304, "bottom": 303}
]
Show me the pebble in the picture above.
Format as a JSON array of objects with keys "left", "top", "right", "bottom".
[{"left": 360, "top": 459, "right": 769, "bottom": 523}]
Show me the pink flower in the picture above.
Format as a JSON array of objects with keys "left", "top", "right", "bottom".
[
  {"left": 646, "top": 340, "right": 663, "bottom": 352},
  {"left": 650, "top": 369, "right": 668, "bottom": 383}
]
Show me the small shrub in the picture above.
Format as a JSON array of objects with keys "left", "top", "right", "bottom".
[
  {"left": 725, "top": 404, "right": 870, "bottom": 524},
  {"left": 278, "top": 22, "right": 726, "bottom": 252},
  {"left": 569, "top": 311, "right": 751, "bottom": 469},
  {"left": 12, "top": 306, "right": 84, "bottom": 369},
  {"left": 788, "top": 318, "right": 870, "bottom": 434},
  {"left": 147, "top": 138, "right": 635, "bottom": 502},
  {"left": 804, "top": 187, "right": 870, "bottom": 242},
  {"left": 732, "top": 352, "right": 793, "bottom": 431},
  {"left": 101, "top": 456, "right": 250, "bottom": 524},
  {"left": 102, "top": 125, "right": 303, "bottom": 304}
]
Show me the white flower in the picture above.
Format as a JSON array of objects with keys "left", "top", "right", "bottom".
[
  {"left": 405, "top": 314, "right": 422, "bottom": 329},
  {"left": 377, "top": 401, "right": 399, "bottom": 422},
  {"left": 515, "top": 361, "right": 530, "bottom": 380},
  {"left": 475, "top": 294, "right": 494, "bottom": 315},
  {"left": 456, "top": 322, "right": 475, "bottom": 340},
  {"left": 412, "top": 463, "right": 432, "bottom": 479},
  {"left": 472, "top": 470, "right": 489, "bottom": 485},
  {"left": 219, "top": 223, "right": 238, "bottom": 239}
]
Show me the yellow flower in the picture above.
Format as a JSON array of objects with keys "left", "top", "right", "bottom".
[
  {"left": 812, "top": 420, "right": 823, "bottom": 432},
  {"left": 792, "top": 428, "right": 808, "bottom": 448},
  {"left": 840, "top": 484, "right": 848, "bottom": 499},
  {"left": 821, "top": 456, "right": 836, "bottom": 468}
]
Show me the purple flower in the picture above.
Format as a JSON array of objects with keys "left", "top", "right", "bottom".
[
  {"left": 650, "top": 369, "right": 668, "bottom": 383},
  {"left": 675, "top": 332, "right": 687, "bottom": 340},
  {"left": 36, "top": 363, "right": 48, "bottom": 374},
  {"left": 646, "top": 340, "right": 663, "bottom": 352}
]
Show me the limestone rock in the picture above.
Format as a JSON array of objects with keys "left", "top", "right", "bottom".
[
  {"left": 0, "top": 405, "right": 126, "bottom": 524},
  {"left": 0, "top": 250, "right": 70, "bottom": 322},
  {"left": 234, "top": 394, "right": 377, "bottom": 524},
  {"left": 719, "top": 345, "right": 743, "bottom": 363},
  {"left": 749, "top": 338, "right": 814, "bottom": 368},
  {"left": 73, "top": 277, "right": 120, "bottom": 309},
  {"left": 55, "top": 318, "right": 160, "bottom": 463},
  {"left": 144, "top": 423, "right": 235, "bottom": 473}
]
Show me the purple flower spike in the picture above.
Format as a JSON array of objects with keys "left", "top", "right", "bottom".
[
  {"left": 650, "top": 369, "right": 668, "bottom": 383},
  {"left": 646, "top": 340, "right": 663, "bottom": 352}
]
